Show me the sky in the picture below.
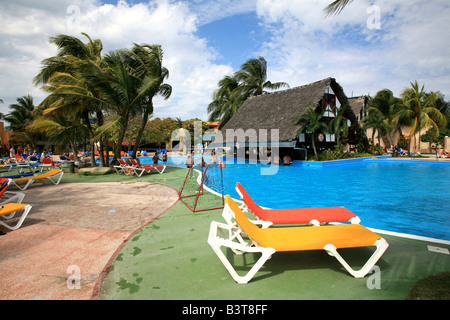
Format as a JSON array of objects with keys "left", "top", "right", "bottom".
[{"left": 1, "top": 0, "right": 449, "bottom": 121}]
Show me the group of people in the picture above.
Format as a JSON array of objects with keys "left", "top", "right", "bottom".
[
  {"left": 185, "top": 152, "right": 293, "bottom": 167},
  {"left": 267, "top": 154, "right": 292, "bottom": 166},
  {"left": 152, "top": 150, "right": 168, "bottom": 165},
  {"left": 8, "top": 145, "right": 49, "bottom": 162}
]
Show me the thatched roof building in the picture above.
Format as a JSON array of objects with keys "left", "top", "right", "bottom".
[
  {"left": 348, "top": 96, "right": 369, "bottom": 121},
  {"left": 211, "top": 77, "right": 369, "bottom": 151}
]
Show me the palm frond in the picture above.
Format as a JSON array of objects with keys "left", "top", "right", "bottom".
[{"left": 323, "top": 0, "right": 354, "bottom": 17}]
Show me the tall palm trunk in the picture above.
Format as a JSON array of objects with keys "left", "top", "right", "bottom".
[
  {"left": 311, "top": 133, "right": 319, "bottom": 160},
  {"left": 113, "top": 114, "right": 130, "bottom": 164},
  {"left": 82, "top": 110, "right": 97, "bottom": 166},
  {"left": 96, "top": 110, "right": 106, "bottom": 167},
  {"left": 132, "top": 103, "right": 152, "bottom": 158},
  {"left": 69, "top": 128, "right": 81, "bottom": 163}
]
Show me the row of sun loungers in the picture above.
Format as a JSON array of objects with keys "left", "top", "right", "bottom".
[
  {"left": 114, "top": 158, "right": 166, "bottom": 177},
  {"left": 1, "top": 156, "right": 63, "bottom": 174},
  {"left": 207, "top": 182, "right": 389, "bottom": 284},
  {"left": 0, "top": 169, "right": 64, "bottom": 231}
]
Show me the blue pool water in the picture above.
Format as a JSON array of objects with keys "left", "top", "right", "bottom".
[{"left": 141, "top": 157, "right": 450, "bottom": 241}]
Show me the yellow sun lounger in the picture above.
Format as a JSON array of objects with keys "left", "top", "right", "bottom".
[
  {"left": 207, "top": 196, "right": 389, "bottom": 284},
  {"left": 10, "top": 169, "right": 64, "bottom": 190},
  {"left": 0, "top": 203, "right": 32, "bottom": 230}
]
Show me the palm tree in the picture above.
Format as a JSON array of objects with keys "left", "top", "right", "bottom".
[
  {"left": 361, "top": 111, "right": 390, "bottom": 152},
  {"left": 4, "top": 95, "right": 39, "bottom": 148},
  {"left": 208, "top": 57, "right": 289, "bottom": 128},
  {"left": 4, "top": 95, "right": 35, "bottom": 132},
  {"left": 328, "top": 106, "right": 349, "bottom": 146},
  {"left": 235, "top": 57, "right": 289, "bottom": 97},
  {"left": 207, "top": 75, "right": 243, "bottom": 129},
  {"left": 294, "top": 108, "right": 328, "bottom": 160},
  {"left": 33, "top": 33, "right": 107, "bottom": 166},
  {"left": 396, "top": 81, "right": 447, "bottom": 151},
  {"left": 28, "top": 111, "right": 86, "bottom": 158},
  {"left": 367, "top": 89, "right": 403, "bottom": 148},
  {"left": 324, "top": 0, "right": 355, "bottom": 17},
  {"left": 90, "top": 48, "right": 172, "bottom": 164},
  {"left": 121, "top": 44, "right": 172, "bottom": 159}
]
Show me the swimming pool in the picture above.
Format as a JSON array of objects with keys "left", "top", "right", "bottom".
[{"left": 141, "top": 156, "right": 450, "bottom": 241}]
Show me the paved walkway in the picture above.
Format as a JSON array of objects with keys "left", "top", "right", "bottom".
[{"left": 0, "top": 180, "right": 178, "bottom": 299}]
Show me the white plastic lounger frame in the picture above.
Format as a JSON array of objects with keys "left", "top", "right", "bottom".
[
  {"left": 208, "top": 220, "right": 276, "bottom": 284},
  {"left": 221, "top": 203, "right": 272, "bottom": 249},
  {"left": 207, "top": 218, "right": 389, "bottom": 284},
  {"left": 0, "top": 178, "right": 26, "bottom": 207},
  {"left": 0, "top": 164, "right": 12, "bottom": 172},
  {"left": 0, "top": 204, "right": 32, "bottom": 230},
  {"left": 0, "top": 191, "right": 25, "bottom": 206},
  {"left": 114, "top": 159, "right": 134, "bottom": 175},
  {"left": 114, "top": 164, "right": 129, "bottom": 175},
  {"left": 10, "top": 170, "right": 64, "bottom": 191},
  {"left": 16, "top": 163, "right": 38, "bottom": 174}
]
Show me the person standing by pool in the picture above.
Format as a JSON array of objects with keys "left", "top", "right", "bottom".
[
  {"left": 162, "top": 151, "right": 168, "bottom": 162},
  {"left": 152, "top": 152, "right": 161, "bottom": 165},
  {"left": 9, "top": 146, "right": 15, "bottom": 159},
  {"left": 186, "top": 153, "right": 195, "bottom": 179},
  {"left": 186, "top": 153, "right": 194, "bottom": 168},
  {"left": 283, "top": 154, "right": 292, "bottom": 165}
]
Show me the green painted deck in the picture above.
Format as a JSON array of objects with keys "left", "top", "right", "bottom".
[
  {"left": 87, "top": 166, "right": 450, "bottom": 300},
  {"left": 2, "top": 164, "right": 448, "bottom": 300}
]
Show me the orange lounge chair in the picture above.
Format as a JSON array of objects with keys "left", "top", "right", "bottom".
[
  {"left": 207, "top": 196, "right": 388, "bottom": 284},
  {"left": 39, "top": 158, "right": 62, "bottom": 172},
  {"left": 129, "top": 158, "right": 166, "bottom": 176},
  {"left": 14, "top": 154, "right": 27, "bottom": 163},
  {"left": 235, "top": 182, "right": 360, "bottom": 226},
  {"left": 0, "top": 203, "right": 33, "bottom": 230},
  {"left": 10, "top": 169, "right": 64, "bottom": 190}
]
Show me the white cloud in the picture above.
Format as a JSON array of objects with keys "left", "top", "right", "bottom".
[
  {"left": 184, "top": 0, "right": 257, "bottom": 26},
  {"left": 1, "top": 0, "right": 449, "bottom": 122},
  {"left": 0, "top": 0, "right": 234, "bottom": 120},
  {"left": 255, "top": 0, "right": 450, "bottom": 99}
]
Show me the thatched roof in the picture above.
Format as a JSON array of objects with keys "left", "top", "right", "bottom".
[
  {"left": 348, "top": 96, "right": 368, "bottom": 119},
  {"left": 214, "top": 77, "right": 367, "bottom": 145}
]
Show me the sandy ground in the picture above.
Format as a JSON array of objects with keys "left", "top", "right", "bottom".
[{"left": 0, "top": 181, "right": 179, "bottom": 300}]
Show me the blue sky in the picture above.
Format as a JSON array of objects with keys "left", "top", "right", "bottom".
[
  {"left": 196, "top": 12, "right": 266, "bottom": 69},
  {"left": 1, "top": 0, "right": 449, "bottom": 121}
]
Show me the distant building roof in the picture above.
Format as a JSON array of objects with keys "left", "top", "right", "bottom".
[{"left": 215, "top": 77, "right": 368, "bottom": 146}]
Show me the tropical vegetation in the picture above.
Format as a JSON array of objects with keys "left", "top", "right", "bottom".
[
  {"left": 363, "top": 82, "right": 448, "bottom": 154},
  {"left": 323, "top": 0, "right": 355, "bottom": 17},
  {"left": 3, "top": 32, "right": 449, "bottom": 164},
  {"left": 396, "top": 81, "right": 447, "bottom": 150},
  {"left": 207, "top": 56, "right": 289, "bottom": 129},
  {"left": 294, "top": 81, "right": 449, "bottom": 161},
  {"left": 4, "top": 33, "right": 174, "bottom": 165},
  {"left": 294, "top": 108, "right": 329, "bottom": 160}
]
